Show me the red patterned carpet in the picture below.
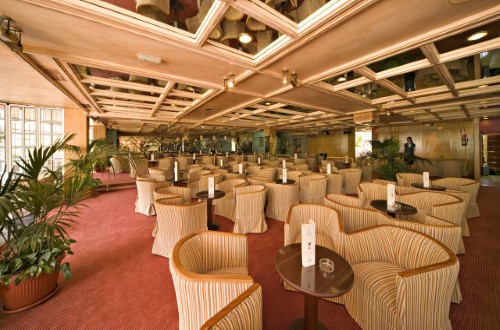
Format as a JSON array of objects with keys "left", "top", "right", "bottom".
[{"left": 0, "top": 187, "right": 499, "bottom": 329}]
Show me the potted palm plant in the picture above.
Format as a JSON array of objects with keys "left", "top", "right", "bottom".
[
  {"left": 0, "top": 134, "right": 98, "bottom": 312},
  {"left": 359, "top": 137, "right": 429, "bottom": 181},
  {"left": 66, "top": 138, "right": 144, "bottom": 196}
]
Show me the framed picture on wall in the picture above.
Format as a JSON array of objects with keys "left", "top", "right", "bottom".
[{"left": 259, "top": 137, "right": 264, "bottom": 147}]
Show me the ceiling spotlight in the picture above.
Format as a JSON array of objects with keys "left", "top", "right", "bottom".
[
  {"left": 337, "top": 73, "right": 347, "bottom": 82},
  {"left": 477, "top": 84, "right": 488, "bottom": 88},
  {"left": 467, "top": 31, "right": 488, "bottom": 41},
  {"left": 0, "top": 16, "right": 23, "bottom": 53},
  {"left": 265, "top": 101, "right": 272, "bottom": 106},
  {"left": 238, "top": 33, "right": 252, "bottom": 44},
  {"left": 223, "top": 74, "right": 236, "bottom": 90},
  {"left": 282, "top": 69, "right": 289, "bottom": 84},
  {"left": 483, "top": 116, "right": 488, "bottom": 119},
  {"left": 290, "top": 72, "right": 298, "bottom": 88},
  {"left": 386, "top": 110, "right": 392, "bottom": 116}
]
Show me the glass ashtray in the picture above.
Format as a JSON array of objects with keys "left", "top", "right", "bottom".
[{"left": 319, "top": 258, "right": 335, "bottom": 273}]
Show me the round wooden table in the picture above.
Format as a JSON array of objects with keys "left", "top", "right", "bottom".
[
  {"left": 275, "top": 179, "right": 296, "bottom": 184},
  {"left": 195, "top": 190, "right": 226, "bottom": 230},
  {"left": 370, "top": 199, "right": 417, "bottom": 218},
  {"left": 276, "top": 244, "right": 354, "bottom": 330},
  {"left": 411, "top": 183, "right": 447, "bottom": 191}
]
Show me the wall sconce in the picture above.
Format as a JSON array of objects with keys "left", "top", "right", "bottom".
[
  {"left": 223, "top": 74, "right": 235, "bottom": 90},
  {"left": 282, "top": 69, "right": 289, "bottom": 84},
  {"left": 0, "top": 16, "right": 23, "bottom": 53}
]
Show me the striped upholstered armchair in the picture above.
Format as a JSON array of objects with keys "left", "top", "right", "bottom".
[
  {"left": 284, "top": 203, "right": 339, "bottom": 251},
  {"left": 233, "top": 185, "right": 267, "bottom": 234},
  {"left": 396, "top": 191, "right": 466, "bottom": 254},
  {"left": 170, "top": 231, "right": 260, "bottom": 330},
  {"left": 324, "top": 197, "right": 463, "bottom": 303},
  {"left": 154, "top": 186, "right": 192, "bottom": 204},
  {"left": 265, "top": 182, "right": 299, "bottom": 221},
  {"left": 199, "top": 284, "right": 262, "bottom": 329},
  {"left": 298, "top": 174, "right": 327, "bottom": 204},
  {"left": 432, "top": 177, "right": 480, "bottom": 219},
  {"left": 152, "top": 200, "right": 207, "bottom": 258},
  {"left": 214, "top": 178, "right": 247, "bottom": 219},
  {"left": 338, "top": 168, "right": 362, "bottom": 194},
  {"left": 340, "top": 225, "right": 459, "bottom": 330},
  {"left": 396, "top": 172, "right": 423, "bottom": 186},
  {"left": 134, "top": 179, "right": 170, "bottom": 216}
]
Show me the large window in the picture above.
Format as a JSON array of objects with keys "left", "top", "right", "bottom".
[
  {"left": 1, "top": 103, "right": 64, "bottom": 172},
  {"left": 355, "top": 130, "right": 372, "bottom": 158}
]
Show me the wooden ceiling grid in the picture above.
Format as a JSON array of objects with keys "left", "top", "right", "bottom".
[{"left": 0, "top": 0, "right": 499, "bottom": 135}]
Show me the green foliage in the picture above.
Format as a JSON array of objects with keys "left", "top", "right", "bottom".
[
  {"left": 0, "top": 134, "right": 98, "bottom": 286},
  {"left": 359, "top": 137, "right": 428, "bottom": 181},
  {"left": 66, "top": 138, "right": 143, "bottom": 185}
]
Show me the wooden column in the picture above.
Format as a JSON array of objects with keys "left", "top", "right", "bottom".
[{"left": 473, "top": 117, "right": 480, "bottom": 180}]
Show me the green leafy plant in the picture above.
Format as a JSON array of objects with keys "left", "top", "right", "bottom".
[
  {"left": 0, "top": 134, "right": 94, "bottom": 285},
  {"left": 359, "top": 137, "right": 429, "bottom": 181},
  {"left": 66, "top": 138, "right": 144, "bottom": 188}
]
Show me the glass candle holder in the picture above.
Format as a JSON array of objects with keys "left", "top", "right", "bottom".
[{"left": 319, "top": 258, "right": 334, "bottom": 273}]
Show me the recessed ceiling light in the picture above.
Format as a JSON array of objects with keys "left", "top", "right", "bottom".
[
  {"left": 265, "top": 101, "right": 272, "bottom": 106},
  {"left": 467, "top": 31, "right": 488, "bottom": 41},
  {"left": 483, "top": 116, "right": 488, "bottom": 119},
  {"left": 238, "top": 33, "right": 252, "bottom": 44},
  {"left": 477, "top": 84, "right": 488, "bottom": 88}
]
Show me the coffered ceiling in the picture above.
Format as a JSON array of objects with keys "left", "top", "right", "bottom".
[{"left": 0, "top": 0, "right": 499, "bottom": 136}]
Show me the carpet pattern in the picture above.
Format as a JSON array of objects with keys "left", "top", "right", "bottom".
[{"left": 0, "top": 187, "right": 499, "bottom": 329}]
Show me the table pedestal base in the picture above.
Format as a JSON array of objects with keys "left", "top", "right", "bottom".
[
  {"left": 206, "top": 200, "right": 218, "bottom": 231},
  {"left": 288, "top": 318, "right": 327, "bottom": 330}
]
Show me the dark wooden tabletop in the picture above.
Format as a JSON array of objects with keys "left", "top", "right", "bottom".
[
  {"left": 195, "top": 190, "right": 226, "bottom": 200},
  {"left": 275, "top": 179, "right": 296, "bottom": 184},
  {"left": 275, "top": 244, "right": 354, "bottom": 299},
  {"left": 370, "top": 200, "right": 418, "bottom": 215},
  {"left": 411, "top": 183, "right": 447, "bottom": 191}
]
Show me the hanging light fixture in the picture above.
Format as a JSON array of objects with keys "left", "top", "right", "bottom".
[
  {"left": 337, "top": 73, "right": 347, "bottom": 82},
  {"left": 238, "top": 32, "right": 252, "bottom": 44},
  {"left": 467, "top": 31, "right": 488, "bottom": 41},
  {"left": 282, "top": 69, "right": 289, "bottom": 84}
]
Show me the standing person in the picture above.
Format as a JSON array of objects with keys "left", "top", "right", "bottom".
[{"left": 403, "top": 136, "right": 416, "bottom": 165}]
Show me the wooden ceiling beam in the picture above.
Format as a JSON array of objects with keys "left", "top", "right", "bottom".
[
  {"left": 194, "top": 0, "right": 231, "bottom": 47},
  {"left": 81, "top": 76, "right": 164, "bottom": 93},
  {"left": 96, "top": 99, "right": 155, "bottom": 108},
  {"left": 90, "top": 89, "right": 158, "bottom": 102},
  {"left": 151, "top": 81, "right": 176, "bottom": 117},
  {"left": 420, "top": 43, "right": 459, "bottom": 97},
  {"left": 460, "top": 105, "right": 471, "bottom": 118},
  {"left": 423, "top": 109, "right": 442, "bottom": 120},
  {"left": 231, "top": 0, "right": 298, "bottom": 37}
]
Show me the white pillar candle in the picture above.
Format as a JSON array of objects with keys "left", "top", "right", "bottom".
[
  {"left": 387, "top": 184, "right": 396, "bottom": 209},
  {"left": 423, "top": 172, "right": 430, "bottom": 188},
  {"left": 283, "top": 168, "right": 287, "bottom": 183},
  {"left": 283, "top": 160, "right": 286, "bottom": 168},
  {"left": 208, "top": 177, "right": 215, "bottom": 198},
  {"left": 327, "top": 163, "right": 331, "bottom": 175},
  {"left": 174, "top": 168, "right": 178, "bottom": 182},
  {"left": 239, "top": 163, "right": 243, "bottom": 174},
  {"left": 220, "top": 159, "right": 224, "bottom": 167}
]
